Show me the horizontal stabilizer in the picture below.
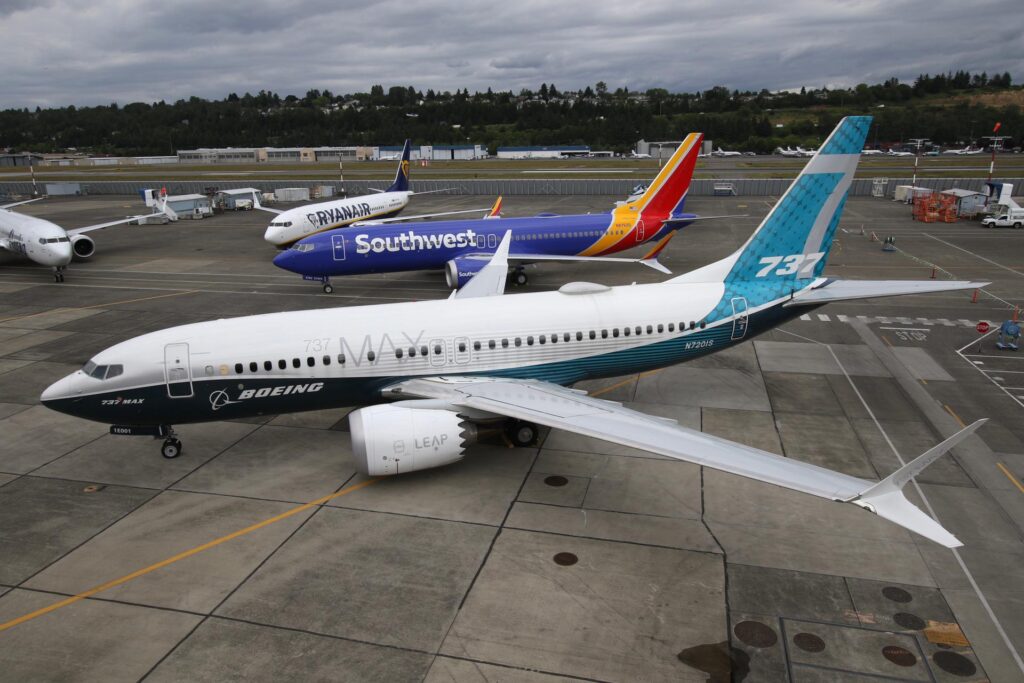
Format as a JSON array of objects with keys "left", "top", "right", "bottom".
[
  {"left": 849, "top": 419, "right": 986, "bottom": 548},
  {"left": 1, "top": 197, "right": 44, "bottom": 210},
  {"left": 661, "top": 213, "right": 748, "bottom": 226},
  {"left": 785, "top": 279, "right": 987, "bottom": 306}
]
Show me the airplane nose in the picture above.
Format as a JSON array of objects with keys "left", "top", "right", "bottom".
[
  {"left": 41, "top": 372, "right": 82, "bottom": 404},
  {"left": 264, "top": 226, "right": 283, "bottom": 245},
  {"left": 272, "top": 250, "right": 297, "bottom": 273}
]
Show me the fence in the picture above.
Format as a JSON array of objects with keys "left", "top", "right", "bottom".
[{"left": 0, "top": 177, "right": 1019, "bottom": 198}]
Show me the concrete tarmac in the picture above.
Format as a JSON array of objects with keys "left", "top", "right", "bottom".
[{"left": 0, "top": 194, "right": 1022, "bottom": 681}]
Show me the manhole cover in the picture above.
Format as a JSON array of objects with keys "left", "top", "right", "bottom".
[
  {"left": 882, "top": 645, "right": 917, "bottom": 667},
  {"left": 793, "top": 633, "right": 825, "bottom": 653},
  {"left": 882, "top": 586, "right": 913, "bottom": 603},
  {"left": 893, "top": 612, "right": 926, "bottom": 630},
  {"left": 933, "top": 651, "right": 977, "bottom": 677},
  {"left": 733, "top": 621, "right": 778, "bottom": 648},
  {"left": 553, "top": 552, "right": 578, "bottom": 566},
  {"left": 544, "top": 475, "right": 568, "bottom": 487},
  {"left": 82, "top": 485, "right": 105, "bottom": 493}
]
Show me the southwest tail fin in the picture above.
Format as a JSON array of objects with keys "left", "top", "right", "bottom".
[
  {"left": 671, "top": 116, "right": 871, "bottom": 283},
  {"left": 386, "top": 139, "right": 412, "bottom": 193},
  {"left": 629, "top": 133, "right": 703, "bottom": 218}
]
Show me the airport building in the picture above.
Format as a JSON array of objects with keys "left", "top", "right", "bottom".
[
  {"left": 0, "top": 152, "right": 44, "bottom": 167},
  {"left": 377, "top": 144, "right": 487, "bottom": 161},
  {"left": 496, "top": 145, "right": 590, "bottom": 159}
]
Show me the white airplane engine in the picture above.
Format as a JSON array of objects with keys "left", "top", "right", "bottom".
[
  {"left": 71, "top": 234, "right": 95, "bottom": 259},
  {"left": 444, "top": 257, "right": 487, "bottom": 289},
  {"left": 349, "top": 405, "right": 477, "bottom": 475}
]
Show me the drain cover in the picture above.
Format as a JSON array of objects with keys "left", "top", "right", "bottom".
[
  {"left": 882, "top": 645, "right": 917, "bottom": 667},
  {"left": 893, "top": 612, "right": 926, "bottom": 630},
  {"left": 882, "top": 586, "right": 913, "bottom": 603},
  {"left": 933, "top": 651, "right": 977, "bottom": 676},
  {"left": 553, "top": 552, "right": 578, "bottom": 566},
  {"left": 544, "top": 475, "right": 568, "bottom": 487},
  {"left": 82, "top": 485, "right": 106, "bottom": 493},
  {"left": 733, "top": 621, "right": 778, "bottom": 648},
  {"left": 793, "top": 633, "right": 825, "bottom": 653}
]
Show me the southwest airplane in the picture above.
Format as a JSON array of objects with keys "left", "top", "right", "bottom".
[
  {"left": 0, "top": 196, "right": 167, "bottom": 281},
  {"left": 272, "top": 134, "right": 711, "bottom": 292},
  {"left": 259, "top": 140, "right": 488, "bottom": 247},
  {"left": 42, "top": 117, "right": 984, "bottom": 548}
]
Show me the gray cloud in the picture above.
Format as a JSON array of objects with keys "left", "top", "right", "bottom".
[{"left": 0, "top": 0, "right": 1020, "bottom": 108}]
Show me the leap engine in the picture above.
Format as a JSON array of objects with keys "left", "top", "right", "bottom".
[{"left": 348, "top": 404, "right": 478, "bottom": 475}]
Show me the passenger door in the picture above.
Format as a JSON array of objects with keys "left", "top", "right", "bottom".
[
  {"left": 164, "top": 343, "right": 193, "bottom": 398},
  {"left": 730, "top": 297, "right": 749, "bottom": 340},
  {"left": 331, "top": 234, "right": 347, "bottom": 261}
]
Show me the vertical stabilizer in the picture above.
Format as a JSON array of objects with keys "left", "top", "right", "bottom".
[{"left": 387, "top": 139, "right": 412, "bottom": 193}]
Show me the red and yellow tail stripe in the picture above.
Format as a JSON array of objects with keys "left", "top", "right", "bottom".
[{"left": 578, "top": 133, "right": 702, "bottom": 257}]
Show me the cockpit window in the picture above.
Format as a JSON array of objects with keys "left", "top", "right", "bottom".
[
  {"left": 82, "top": 361, "right": 123, "bottom": 380},
  {"left": 270, "top": 221, "right": 293, "bottom": 227},
  {"left": 290, "top": 243, "right": 315, "bottom": 252}
]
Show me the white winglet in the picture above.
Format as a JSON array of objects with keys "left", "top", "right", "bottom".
[
  {"left": 640, "top": 258, "right": 671, "bottom": 274},
  {"left": 848, "top": 419, "right": 986, "bottom": 548},
  {"left": 451, "top": 230, "right": 513, "bottom": 299}
]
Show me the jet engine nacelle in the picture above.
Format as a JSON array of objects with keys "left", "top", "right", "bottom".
[
  {"left": 444, "top": 256, "right": 488, "bottom": 289},
  {"left": 71, "top": 234, "right": 95, "bottom": 259},
  {"left": 348, "top": 404, "right": 476, "bottom": 476}
]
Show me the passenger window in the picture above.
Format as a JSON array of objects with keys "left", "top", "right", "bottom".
[
  {"left": 205, "top": 365, "right": 215, "bottom": 376},
  {"left": 636, "top": 326, "right": 642, "bottom": 335},
  {"left": 408, "top": 347, "right": 416, "bottom": 357},
  {"left": 539, "top": 336, "right": 546, "bottom": 345},
  {"left": 700, "top": 321, "right": 706, "bottom": 329},
  {"left": 589, "top": 330, "right": 596, "bottom": 339},
  {"left": 396, "top": 348, "right": 404, "bottom": 358},
  {"left": 575, "top": 332, "right": 582, "bottom": 341},
  {"left": 433, "top": 344, "right": 442, "bottom": 355},
  {"left": 550, "top": 334, "right": 557, "bottom": 344},
  {"left": 292, "top": 358, "right": 300, "bottom": 368},
  {"left": 657, "top": 324, "right": 664, "bottom": 333},
  {"left": 668, "top": 323, "right": 675, "bottom": 332},
  {"left": 420, "top": 345, "right": 428, "bottom": 356},
  {"left": 249, "top": 362, "right": 258, "bottom": 372},
  {"left": 623, "top": 328, "right": 630, "bottom": 336},
  {"left": 601, "top": 330, "right": 608, "bottom": 338},
  {"left": 235, "top": 363, "right": 243, "bottom": 374},
  {"left": 488, "top": 340, "right": 496, "bottom": 349},
  {"left": 367, "top": 351, "right": 376, "bottom": 362},
  {"left": 279, "top": 359, "right": 287, "bottom": 369},
  {"left": 264, "top": 361, "right": 272, "bottom": 371},
  {"left": 338, "top": 353, "right": 346, "bottom": 364},
  {"left": 647, "top": 325, "right": 653, "bottom": 334},
  {"left": 458, "top": 342, "right": 466, "bottom": 352},
  {"left": 690, "top": 321, "right": 696, "bottom": 330},
  {"left": 564, "top": 332, "right": 571, "bottom": 342},
  {"left": 527, "top": 336, "right": 534, "bottom": 346},
  {"left": 502, "top": 339, "right": 509, "bottom": 348},
  {"left": 473, "top": 341, "right": 481, "bottom": 351},
  {"left": 515, "top": 337, "right": 522, "bottom": 347},
  {"left": 322, "top": 355, "right": 330, "bottom": 365}
]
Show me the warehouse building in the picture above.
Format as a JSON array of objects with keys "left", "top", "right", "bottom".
[
  {"left": 496, "top": 145, "right": 590, "bottom": 159},
  {"left": 0, "top": 152, "right": 44, "bottom": 167},
  {"left": 374, "top": 144, "right": 486, "bottom": 161}
]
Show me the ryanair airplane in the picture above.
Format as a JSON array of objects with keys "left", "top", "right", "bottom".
[
  {"left": 272, "top": 134, "right": 714, "bottom": 292},
  {"left": 259, "top": 140, "right": 489, "bottom": 247},
  {"left": 42, "top": 117, "right": 984, "bottom": 548}
]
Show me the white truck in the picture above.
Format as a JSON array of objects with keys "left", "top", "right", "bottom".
[{"left": 982, "top": 208, "right": 1024, "bottom": 228}]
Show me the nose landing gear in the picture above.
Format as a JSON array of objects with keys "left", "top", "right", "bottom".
[
  {"left": 53, "top": 266, "right": 66, "bottom": 283},
  {"left": 110, "top": 424, "right": 183, "bottom": 459},
  {"left": 161, "top": 436, "right": 183, "bottom": 459}
]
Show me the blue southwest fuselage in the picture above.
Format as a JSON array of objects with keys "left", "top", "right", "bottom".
[{"left": 272, "top": 210, "right": 697, "bottom": 281}]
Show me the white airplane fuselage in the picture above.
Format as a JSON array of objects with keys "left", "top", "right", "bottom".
[
  {"left": 264, "top": 191, "right": 411, "bottom": 247},
  {"left": 0, "top": 208, "right": 74, "bottom": 267},
  {"left": 40, "top": 278, "right": 796, "bottom": 426}
]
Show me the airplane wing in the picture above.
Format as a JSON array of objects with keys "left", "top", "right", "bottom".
[
  {"left": 353, "top": 207, "right": 493, "bottom": 226},
  {"left": 386, "top": 375, "right": 980, "bottom": 548},
  {"left": 507, "top": 253, "right": 670, "bottom": 274},
  {"left": 66, "top": 210, "right": 168, "bottom": 236},
  {"left": 450, "top": 231, "right": 512, "bottom": 299},
  {"left": 785, "top": 279, "right": 987, "bottom": 306},
  {"left": 1, "top": 197, "right": 44, "bottom": 210}
]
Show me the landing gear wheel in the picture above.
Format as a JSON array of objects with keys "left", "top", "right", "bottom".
[
  {"left": 161, "top": 438, "right": 182, "bottom": 459},
  {"left": 506, "top": 420, "right": 538, "bottom": 447},
  {"left": 322, "top": 283, "right": 334, "bottom": 294},
  {"left": 54, "top": 269, "right": 65, "bottom": 283},
  {"left": 513, "top": 270, "right": 528, "bottom": 286}
]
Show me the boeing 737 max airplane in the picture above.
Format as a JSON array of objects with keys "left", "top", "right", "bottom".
[
  {"left": 0, "top": 196, "right": 167, "bottom": 281},
  {"left": 41, "top": 117, "right": 985, "bottom": 548},
  {"left": 259, "top": 140, "right": 489, "bottom": 247}
]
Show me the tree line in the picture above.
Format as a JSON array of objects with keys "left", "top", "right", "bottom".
[{"left": 0, "top": 71, "right": 1017, "bottom": 157}]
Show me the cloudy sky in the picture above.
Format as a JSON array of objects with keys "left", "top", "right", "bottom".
[{"left": 2, "top": 0, "right": 1021, "bottom": 108}]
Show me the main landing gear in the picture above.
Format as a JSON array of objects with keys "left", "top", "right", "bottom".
[
  {"left": 322, "top": 282, "right": 334, "bottom": 294},
  {"left": 505, "top": 419, "right": 538, "bottom": 447},
  {"left": 53, "top": 266, "right": 66, "bottom": 283},
  {"left": 512, "top": 267, "right": 528, "bottom": 287},
  {"left": 109, "top": 424, "right": 182, "bottom": 458}
]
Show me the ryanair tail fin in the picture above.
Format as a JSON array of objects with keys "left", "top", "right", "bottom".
[
  {"left": 630, "top": 133, "right": 703, "bottom": 218},
  {"left": 387, "top": 139, "right": 412, "bottom": 193},
  {"left": 671, "top": 116, "right": 871, "bottom": 284}
]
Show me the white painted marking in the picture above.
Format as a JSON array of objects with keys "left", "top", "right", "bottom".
[
  {"left": 924, "top": 233, "right": 1024, "bottom": 278},
  {"left": 800, "top": 314, "right": 811, "bottom": 321},
  {"left": 880, "top": 327, "right": 929, "bottom": 332},
  {"left": 837, "top": 314, "right": 850, "bottom": 323},
  {"left": 817, "top": 314, "right": 830, "bottom": 322}
]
